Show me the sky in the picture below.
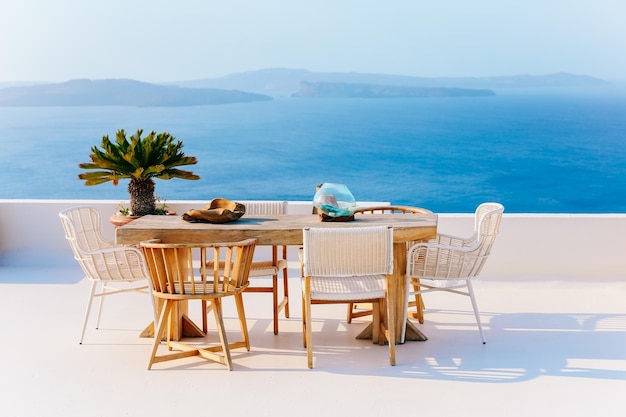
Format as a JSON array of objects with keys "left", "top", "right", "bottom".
[{"left": 1, "top": 0, "right": 625, "bottom": 83}]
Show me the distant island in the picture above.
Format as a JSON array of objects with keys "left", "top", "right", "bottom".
[
  {"left": 0, "top": 69, "right": 611, "bottom": 106},
  {"left": 292, "top": 81, "right": 495, "bottom": 98},
  {"left": 175, "top": 68, "right": 610, "bottom": 97},
  {"left": 0, "top": 79, "right": 272, "bottom": 107}
]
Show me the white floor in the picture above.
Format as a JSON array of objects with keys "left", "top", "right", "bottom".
[{"left": 1, "top": 265, "right": 626, "bottom": 417}]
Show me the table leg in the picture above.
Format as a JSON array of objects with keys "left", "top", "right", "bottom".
[
  {"left": 393, "top": 242, "right": 427, "bottom": 342},
  {"left": 407, "top": 282, "right": 425, "bottom": 324},
  {"left": 355, "top": 243, "right": 427, "bottom": 343},
  {"left": 139, "top": 299, "right": 205, "bottom": 340}
]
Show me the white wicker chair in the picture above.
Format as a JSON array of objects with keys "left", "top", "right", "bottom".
[
  {"left": 204, "top": 201, "right": 289, "bottom": 335},
  {"left": 406, "top": 202, "right": 504, "bottom": 344},
  {"left": 59, "top": 206, "right": 156, "bottom": 344},
  {"left": 301, "top": 226, "right": 396, "bottom": 368}
]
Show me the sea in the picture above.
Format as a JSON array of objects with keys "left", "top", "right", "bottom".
[{"left": 2, "top": 86, "right": 626, "bottom": 213}]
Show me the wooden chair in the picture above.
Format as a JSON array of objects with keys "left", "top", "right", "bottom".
[
  {"left": 59, "top": 206, "right": 156, "bottom": 344},
  {"left": 203, "top": 201, "right": 289, "bottom": 335},
  {"left": 347, "top": 205, "right": 432, "bottom": 323},
  {"left": 301, "top": 226, "right": 396, "bottom": 368},
  {"left": 406, "top": 202, "right": 504, "bottom": 344},
  {"left": 141, "top": 238, "right": 256, "bottom": 370}
]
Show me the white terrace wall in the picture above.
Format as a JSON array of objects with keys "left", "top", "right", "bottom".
[
  {"left": 1, "top": 199, "right": 626, "bottom": 279},
  {"left": 438, "top": 213, "right": 626, "bottom": 279}
]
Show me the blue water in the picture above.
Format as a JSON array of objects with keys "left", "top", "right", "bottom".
[{"left": 2, "top": 87, "right": 626, "bottom": 213}]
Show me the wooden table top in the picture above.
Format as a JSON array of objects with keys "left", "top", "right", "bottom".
[{"left": 116, "top": 213, "right": 438, "bottom": 246}]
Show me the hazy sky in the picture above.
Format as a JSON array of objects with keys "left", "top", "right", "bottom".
[{"left": 2, "top": 0, "right": 625, "bottom": 83}]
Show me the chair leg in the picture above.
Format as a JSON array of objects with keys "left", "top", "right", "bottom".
[
  {"left": 414, "top": 292, "right": 425, "bottom": 324},
  {"left": 386, "top": 291, "right": 396, "bottom": 366},
  {"left": 147, "top": 299, "right": 174, "bottom": 370},
  {"left": 346, "top": 303, "right": 354, "bottom": 323},
  {"left": 413, "top": 279, "right": 425, "bottom": 324},
  {"left": 201, "top": 300, "right": 208, "bottom": 333},
  {"left": 407, "top": 280, "right": 425, "bottom": 324},
  {"left": 303, "top": 278, "right": 313, "bottom": 368},
  {"left": 234, "top": 293, "right": 250, "bottom": 351},
  {"left": 212, "top": 298, "right": 233, "bottom": 371},
  {"left": 272, "top": 273, "right": 279, "bottom": 335},
  {"left": 466, "top": 280, "right": 486, "bottom": 344},
  {"left": 282, "top": 253, "right": 290, "bottom": 319},
  {"left": 201, "top": 299, "right": 215, "bottom": 334},
  {"left": 301, "top": 294, "right": 307, "bottom": 348},
  {"left": 95, "top": 283, "right": 108, "bottom": 329},
  {"left": 79, "top": 281, "right": 98, "bottom": 344}
]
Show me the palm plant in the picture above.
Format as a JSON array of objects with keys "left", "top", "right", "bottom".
[{"left": 79, "top": 129, "right": 200, "bottom": 216}]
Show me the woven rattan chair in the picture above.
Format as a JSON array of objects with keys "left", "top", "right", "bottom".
[
  {"left": 406, "top": 202, "right": 504, "bottom": 344},
  {"left": 141, "top": 239, "right": 256, "bottom": 370},
  {"left": 203, "top": 201, "right": 289, "bottom": 335},
  {"left": 59, "top": 206, "right": 155, "bottom": 344},
  {"left": 347, "top": 205, "right": 433, "bottom": 323},
  {"left": 301, "top": 226, "right": 396, "bottom": 368}
]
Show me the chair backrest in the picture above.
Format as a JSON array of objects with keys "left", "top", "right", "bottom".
[
  {"left": 467, "top": 202, "right": 498, "bottom": 237},
  {"left": 354, "top": 206, "right": 432, "bottom": 215},
  {"left": 302, "top": 226, "right": 393, "bottom": 277},
  {"left": 141, "top": 239, "right": 257, "bottom": 297},
  {"left": 407, "top": 203, "right": 503, "bottom": 280},
  {"left": 474, "top": 202, "right": 504, "bottom": 259},
  {"left": 241, "top": 201, "right": 287, "bottom": 216},
  {"left": 59, "top": 206, "right": 113, "bottom": 253},
  {"left": 59, "top": 206, "right": 147, "bottom": 281},
  {"left": 447, "top": 202, "right": 503, "bottom": 278}
]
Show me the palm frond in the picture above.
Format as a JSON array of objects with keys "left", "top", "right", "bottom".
[{"left": 78, "top": 129, "right": 199, "bottom": 187}]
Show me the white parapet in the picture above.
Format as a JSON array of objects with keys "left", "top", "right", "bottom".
[{"left": 1, "top": 199, "right": 626, "bottom": 279}]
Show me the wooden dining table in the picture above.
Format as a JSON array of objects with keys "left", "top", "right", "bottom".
[{"left": 116, "top": 213, "right": 438, "bottom": 343}]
